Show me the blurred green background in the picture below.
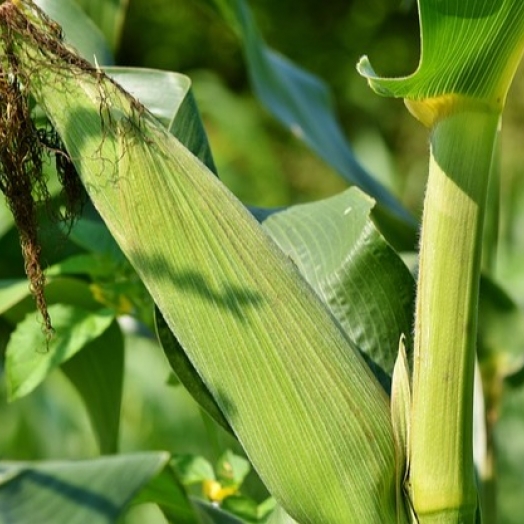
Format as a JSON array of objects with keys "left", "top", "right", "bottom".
[
  {"left": 3, "top": 0, "right": 524, "bottom": 522},
  {"left": 119, "top": 0, "right": 425, "bottom": 209}
]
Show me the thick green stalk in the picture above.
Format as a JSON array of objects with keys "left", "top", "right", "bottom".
[{"left": 410, "top": 108, "right": 500, "bottom": 523}]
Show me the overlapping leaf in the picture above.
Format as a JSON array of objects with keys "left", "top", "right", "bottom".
[
  {"left": 73, "top": 0, "right": 129, "bottom": 53},
  {"left": 261, "top": 187, "right": 415, "bottom": 390},
  {"left": 211, "top": 0, "right": 413, "bottom": 226},
  {"left": 1, "top": 2, "right": 401, "bottom": 521},
  {"left": 61, "top": 321, "right": 124, "bottom": 454},
  {"left": 5, "top": 304, "right": 114, "bottom": 400},
  {"left": 35, "top": 0, "right": 113, "bottom": 65},
  {"left": 358, "top": 0, "right": 524, "bottom": 117},
  {"left": 0, "top": 453, "right": 169, "bottom": 524}
]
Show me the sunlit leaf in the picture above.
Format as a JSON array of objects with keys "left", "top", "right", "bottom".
[
  {"left": 173, "top": 455, "right": 216, "bottom": 485},
  {"left": 3, "top": 3, "right": 400, "bottom": 521},
  {"left": 358, "top": 0, "right": 524, "bottom": 124},
  {"left": 263, "top": 504, "right": 299, "bottom": 524},
  {"left": 261, "top": 186, "right": 415, "bottom": 389},
  {"left": 46, "top": 253, "right": 118, "bottom": 279},
  {"left": 5, "top": 304, "right": 115, "bottom": 400},
  {"left": 104, "top": 67, "right": 215, "bottom": 169},
  {"left": 216, "top": 450, "right": 250, "bottom": 488},
  {"left": 0, "top": 280, "right": 31, "bottom": 316}
]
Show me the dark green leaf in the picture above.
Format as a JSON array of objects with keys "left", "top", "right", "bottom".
[
  {"left": 36, "top": 0, "right": 113, "bottom": 65},
  {"left": 194, "top": 500, "right": 246, "bottom": 524},
  {"left": 156, "top": 309, "right": 233, "bottom": 435},
  {"left": 61, "top": 321, "right": 124, "bottom": 454},
  {"left": 221, "top": 495, "right": 258, "bottom": 521},
  {"left": 133, "top": 462, "right": 203, "bottom": 524},
  {"left": 0, "top": 453, "right": 169, "bottom": 524}
]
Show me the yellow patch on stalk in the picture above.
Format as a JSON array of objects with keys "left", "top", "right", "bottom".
[{"left": 405, "top": 94, "right": 502, "bottom": 128}]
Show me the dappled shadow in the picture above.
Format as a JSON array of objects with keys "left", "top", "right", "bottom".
[
  {"left": 169, "top": 269, "right": 263, "bottom": 320},
  {"left": 4, "top": 468, "right": 120, "bottom": 519},
  {"left": 135, "top": 249, "right": 264, "bottom": 321}
]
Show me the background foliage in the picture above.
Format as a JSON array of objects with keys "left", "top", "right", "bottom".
[{"left": 2, "top": 0, "right": 524, "bottom": 522}]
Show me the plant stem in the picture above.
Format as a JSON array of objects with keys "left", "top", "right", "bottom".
[{"left": 410, "top": 108, "right": 500, "bottom": 523}]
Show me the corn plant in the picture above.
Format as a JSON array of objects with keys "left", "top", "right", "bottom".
[{"left": 0, "top": 0, "right": 524, "bottom": 523}]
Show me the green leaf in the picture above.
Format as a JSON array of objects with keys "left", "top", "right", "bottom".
[
  {"left": 216, "top": 450, "right": 250, "bottom": 488},
  {"left": 7, "top": 5, "right": 400, "bottom": 521},
  {"left": 358, "top": 0, "right": 524, "bottom": 124},
  {"left": 212, "top": 0, "right": 413, "bottom": 225},
  {"left": 104, "top": 67, "right": 215, "bottom": 169},
  {"left": 173, "top": 455, "right": 216, "bottom": 485},
  {"left": 190, "top": 73, "right": 289, "bottom": 207},
  {"left": 0, "top": 316, "right": 11, "bottom": 357},
  {"left": 156, "top": 308, "right": 233, "bottom": 435},
  {"left": 495, "top": 383, "right": 524, "bottom": 524},
  {"left": 46, "top": 253, "right": 118, "bottom": 279},
  {"left": 390, "top": 336, "right": 412, "bottom": 520},
  {"left": 69, "top": 218, "right": 125, "bottom": 262},
  {"left": 5, "top": 304, "right": 115, "bottom": 400},
  {"left": 194, "top": 500, "right": 245, "bottom": 524},
  {"left": 74, "top": 0, "right": 129, "bottom": 53},
  {"left": 0, "top": 452, "right": 169, "bottom": 524},
  {"left": 0, "top": 198, "right": 14, "bottom": 239},
  {"left": 261, "top": 187, "right": 415, "bottom": 389},
  {"left": 60, "top": 320, "right": 124, "bottom": 454},
  {"left": 133, "top": 462, "right": 203, "bottom": 524},
  {"left": 2, "top": 277, "right": 102, "bottom": 326},
  {"left": 36, "top": 0, "right": 113, "bottom": 65},
  {"left": 102, "top": 68, "right": 189, "bottom": 130},
  {"left": 0, "top": 280, "right": 32, "bottom": 316},
  {"left": 263, "top": 504, "right": 298, "bottom": 524},
  {"left": 221, "top": 495, "right": 258, "bottom": 521}
]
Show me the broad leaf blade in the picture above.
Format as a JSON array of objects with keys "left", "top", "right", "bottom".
[
  {"left": 104, "top": 67, "right": 215, "bottom": 169},
  {"left": 61, "top": 320, "right": 124, "bottom": 454},
  {"left": 6, "top": 5, "right": 400, "bottom": 521},
  {"left": 36, "top": 0, "right": 113, "bottom": 65},
  {"left": 261, "top": 186, "right": 415, "bottom": 389},
  {"left": 0, "top": 453, "right": 169, "bottom": 524},
  {"left": 358, "top": 0, "right": 524, "bottom": 112},
  {"left": 5, "top": 304, "right": 115, "bottom": 400},
  {"left": 74, "top": 0, "right": 129, "bottom": 53}
]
